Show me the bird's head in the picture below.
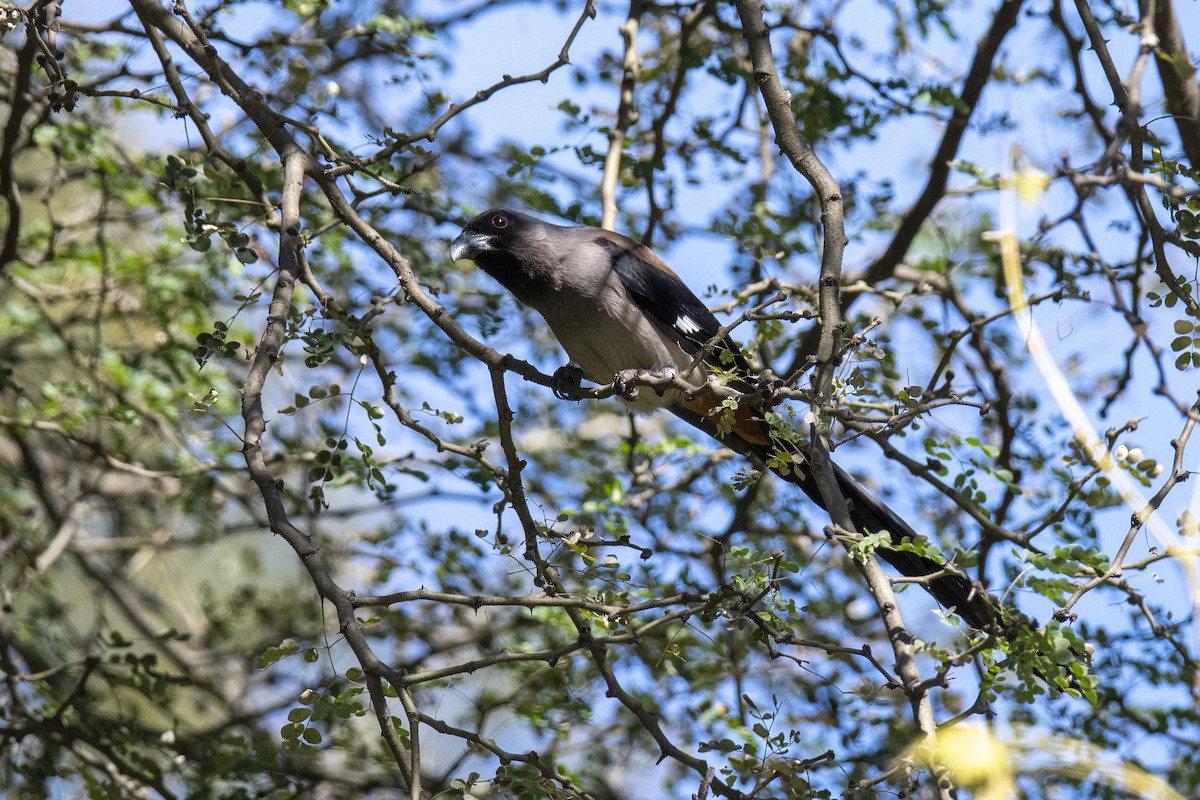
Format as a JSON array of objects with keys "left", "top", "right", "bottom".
[
  {"left": 450, "top": 208, "right": 543, "bottom": 263},
  {"left": 449, "top": 208, "right": 558, "bottom": 301}
]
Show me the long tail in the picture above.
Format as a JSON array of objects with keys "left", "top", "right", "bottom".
[
  {"left": 670, "top": 401, "right": 999, "bottom": 629},
  {"left": 816, "top": 459, "right": 996, "bottom": 629}
]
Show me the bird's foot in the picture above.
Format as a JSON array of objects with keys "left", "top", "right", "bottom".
[
  {"left": 647, "top": 366, "right": 677, "bottom": 397},
  {"left": 613, "top": 367, "right": 677, "bottom": 401},
  {"left": 551, "top": 364, "right": 587, "bottom": 400},
  {"left": 612, "top": 368, "right": 642, "bottom": 401}
]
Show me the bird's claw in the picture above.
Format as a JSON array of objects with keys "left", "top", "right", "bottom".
[
  {"left": 551, "top": 364, "right": 586, "bottom": 400},
  {"left": 613, "top": 369, "right": 642, "bottom": 401},
  {"left": 613, "top": 367, "right": 679, "bottom": 401}
]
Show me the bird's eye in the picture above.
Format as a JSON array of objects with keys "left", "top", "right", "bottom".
[{"left": 491, "top": 213, "right": 508, "bottom": 230}]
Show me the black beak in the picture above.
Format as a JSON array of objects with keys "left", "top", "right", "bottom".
[{"left": 450, "top": 231, "right": 491, "bottom": 262}]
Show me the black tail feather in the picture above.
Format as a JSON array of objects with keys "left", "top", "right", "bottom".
[{"left": 826, "top": 461, "right": 997, "bottom": 629}]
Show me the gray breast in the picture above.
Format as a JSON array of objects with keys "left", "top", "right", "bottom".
[{"left": 534, "top": 270, "right": 700, "bottom": 413}]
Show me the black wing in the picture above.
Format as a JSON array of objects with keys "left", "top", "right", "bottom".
[{"left": 599, "top": 239, "right": 753, "bottom": 375}]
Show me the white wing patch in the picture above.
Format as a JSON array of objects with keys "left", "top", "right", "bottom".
[{"left": 674, "top": 314, "right": 702, "bottom": 336}]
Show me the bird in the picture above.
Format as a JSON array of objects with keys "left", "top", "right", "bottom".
[{"left": 450, "top": 208, "right": 999, "bottom": 630}]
